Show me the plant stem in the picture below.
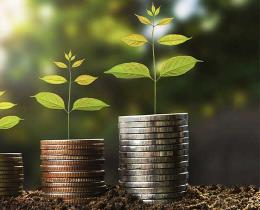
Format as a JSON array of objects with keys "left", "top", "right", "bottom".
[
  {"left": 67, "top": 60, "right": 72, "bottom": 139},
  {"left": 152, "top": 16, "right": 157, "bottom": 114}
]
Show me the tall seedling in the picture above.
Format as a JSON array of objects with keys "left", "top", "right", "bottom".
[
  {"left": 32, "top": 51, "right": 109, "bottom": 139},
  {"left": 0, "top": 91, "right": 22, "bottom": 129},
  {"left": 105, "top": 3, "right": 203, "bottom": 113}
]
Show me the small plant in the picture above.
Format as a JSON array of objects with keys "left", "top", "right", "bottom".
[
  {"left": 0, "top": 91, "right": 22, "bottom": 129},
  {"left": 32, "top": 51, "right": 109, "bottom": 139},
  {"left": 105, "top": 3, "right": 203, "bottom": 113}
]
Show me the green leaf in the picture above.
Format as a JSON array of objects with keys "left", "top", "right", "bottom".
[
  {"left": 0, "top": 116, "right": 22, "bottom": 129},
  {"left": 65, "top": 52, "right": 70, "bottom": 61},
  {"left": 0, "top": 91, "right": 5, "bottom": 97},
  {"left": 154, "top": 7, "right": 160, "bottom": 16},
  {"left": 158, "top": 17, "right": 174, "bottom": 26},
  {"left": 75, "top": 75, "right": 97, "bottom": 85},
  {"left": 32, "top": 92, "right": 65, "bottom": 110},
  {"left": 151, "top": 3, "right": 156, "bottom": 13},
  {"left": 72, "top": 98, "right": 109, "bottom": 111},
  {"left": 135, "top": 15, "right": 151, "bottom": 25},
  {"left": 147, "top": 9, "right": 153, "bottom": 16},
  {"left": 68, "top": 50, "right": 72, "bottom": 58},
  {"left": 0, "top": 102, "right": 16, "bottom": 110},
  {"left": 158, "top": 34, "right": 191, "bottom": 46},
  {"left": 72, "top": 59, "right": 85, "bottom": 68},
  {"left": 122, "top": 34, "right": 148, "bottom": 47},
  {"left": 40, "top": 75, "right": 67, "bottom": 84},
  {"left": 159, "top": 56, "right": 202, "bottom": 77},
  {"left": 54, "top": 62, "right": 67, "bottom": 69},
  {"left": 105, "top": 63, "right": 151, "bottom": 79}
]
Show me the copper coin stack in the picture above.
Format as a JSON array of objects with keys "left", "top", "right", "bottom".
[
  {"left": 118, "top": 114, "right": 189, "bottom": 203},
  {"left": 0, "top": 153, "right": 24, "bottom": 197},
  {"left": 40, "top": 139, "right": 106, "bottom": 204}
]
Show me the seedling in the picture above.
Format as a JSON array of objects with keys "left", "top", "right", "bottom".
[
  {"left": 105, "top": 3, "right": 203, "bottom": 113},
  {"left": 32, "top": 51, "right": 109, "bottom": 139},
  {"left": 0, "top": 91, "right": 22, "bottom": 129}
]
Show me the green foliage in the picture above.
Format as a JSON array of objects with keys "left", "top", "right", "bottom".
[
  {"left": 0, "top": 91, "right": 22, "bottom": 130},
  {"left": 105, "top": 3, "right": 202, "bottom": 113},
  {"left": 33, "top": 51, "right": 109, "bottom": 138}
]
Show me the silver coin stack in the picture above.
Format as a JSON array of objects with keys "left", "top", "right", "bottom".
[{"left": 118, "top": 114, "right": 189, "bottom": 203}]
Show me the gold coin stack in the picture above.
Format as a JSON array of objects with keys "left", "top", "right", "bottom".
[
  {"left": 40, "top": 139, "right": 106, "bottom": 204},
  {"left": 0, "top": 153, "right": 24, "bottom": 197}
]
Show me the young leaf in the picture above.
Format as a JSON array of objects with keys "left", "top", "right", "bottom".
[
  {"left": 155, "top": 7, "right": 160, "bottom": 16},
  {"left": 158, "top": 17, "right": 174, "bottom": 26},
  {"left": 158, "top": 34, "right": 191, "bottom": 46},
  {"left": 0, "top": 102, "right": 16, "bottom": 110},
  {"left": 105, "top": 63, "right": 151, "bottom": 79},
  {"left": 147, "top": 9, "right": 153, "bottom": 16},
  {"left": 151, "top": 3, "right": 156, "bottom": 13},
  {"left": 72, "top": 98, "right": 109, "bottom": 111},
  {"left": 54, "top": 62, "right": 67, "bottom": 69},
  {"left": 32, "top": 92, "right": 65, "bottom": 110},
  {"left": 72, "top": 59, "right": 85, "bottom": 68},
  {"left": 0, "top": 91, "right": 5, "bottom": 97},
  {"left": 40, "top": 75, "right": 67, "bottom": 84},
  {"left": 71, "top": 55, "right": 76, "bottom": 61},
  {"left": 159, "top": 56, "right": 202, "bottom": 77},
  {"left": 75, "top": 75, "right": 97, "bottom": 86},
  {"left": 122, "top": 34, "right": 148, "bottom": 47},
  {"left": 65, "top": 53, "right": 70, "bottom": 61},
  {"left": 135, "top": 15, "right": 151, "bottom": 25},
  {"left": 68, "top": 50, "right": 72, "bottom": 58},
  {"left": 0, "top": 116, "right": 22, "bottom": 129}
]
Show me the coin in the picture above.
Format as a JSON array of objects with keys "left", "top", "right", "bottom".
[
  {"left": 41, "top": 159, "right": 105, "bottom": 166},
  {"left": 118, "top": 114, "right": 188, "bottom": 123},
  {"left": 40, "top": 155, "right": 103, "bottom": 160},
  {"left": 119, "top": 143, "right": 189, "bottom": 152},
  {"left": 44, "top": 192, "right": 102, "bottom": 198},
  {"left": 120, "top": 172, "right": 188, "bottom": 182},
  {"left": 119, "top": 131, "right": 189, "bottom": 140},
  {"left": 41, "top": 171, "right": 104, "bottom": 178},
  {"left": 0, "top": 182, "right": 23, "bottom": 187},
  {"left": 131, "top": 192, "right": 185, "bottom": 200},
  {"left": 125, "top": 185, "right": 188, "bottom": 194},
  {"left": 42, "top": 177, "right": 103, "bottom": 183},
  {"left": 118, "top": 167, "right": 188, "bottom": 176},
  {"left": 120, "top": 138, "right": 189, "bottom": 146},
  {"left": 41, "top": 139, "right": 104, "bottom": 145},
  {"left": 0, "top": 186, "right": 23, "bottom": 192},
  {"left": 41, "top": 149, "right": 104, "bottom": 156},
  {"left": 119, "top": 126, "right": 188, "bottom": 134},
  {"left": 119, "top": 155, "right": 189, "bottom": 164},
  {"left": 41, "top": 165, "right": 104, "bottom": 172},
  {"left": 120, "top": 161, "right": 189, "bottom": 169},
  {"left": 0, "top": 166, "right": 23, "bottom": 171},
  {"left": 120, "top": 150, "right": 189, "bottom": 158},
  {"left": 41, "top": 144, "right": 104, "bottom": 150},
  {"left": 0, "top": 174, "right": 24, "bottom": 179},
  {"left": 0, "top": 178, "right": 24, "bottom": 183},
  {"left": 0, "top": 153, "right": 22, "bottom": 157},
  {"left": 42, "top": 181, "right": 105, "bottom": 188},
  {"left": 0, "top": 170, "right": 24, "bottom": 175},
  {"left": 119, "top": 120, "right": 188, "bottom": 128},
  {"left": 42, "top": 186, "right": 107, "bottom": 193},
  {"left": 118, "top": 180, "right": 188, "bottom": 188},
  {"left": 0, "top": 157, "right": 23, "bottom": 163},
  {"left": 142, "top": 199, "right": 177, "bottom": 204}
]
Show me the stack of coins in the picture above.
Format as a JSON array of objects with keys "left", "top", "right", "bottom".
[
  {"left": 40, "top": 139, "right": 106, "bottom": 204},
  {"left": 0, "top": 153, "right": 24, "bottom": 197},
  {"left": 118, "top": 114, "right": 189, "bottom": 203}
]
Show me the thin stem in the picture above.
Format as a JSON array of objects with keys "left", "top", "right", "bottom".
[
  {"left": 152, "top": 16, "right": 157, "bottom": 114},
  {"left": 67, "top": 60, "right": 72, "bottom": 139}
]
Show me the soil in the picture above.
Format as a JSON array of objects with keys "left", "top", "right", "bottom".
[{"left": 0, "top": 185, "right": 259, "bottom": 210}]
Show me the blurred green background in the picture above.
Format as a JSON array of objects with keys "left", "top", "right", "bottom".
[{"left": 0, "top": 0, "right": 258, "bottom": 189}]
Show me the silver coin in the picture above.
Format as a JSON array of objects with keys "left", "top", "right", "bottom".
[
  {"left": 132, "top": 192, "right": 185, "bottom": 200},
  {"left": 119, "top": 155, "right": 189, "bottom": 164},
  {"left": 120, "top": 143, "right": 189, "bottom": 152},
  {"left": 120, "top": 161, "right": 188, "bottom": 169},
  {"left": 119, "top": 114, "right": 188, "bottom": 123},
  {"left": 118, "top": 120, "right": 188, "bottom": 128},
  {"left": 119, "top": 131, "right": 189, "bottom": 140},
  {"left": 120, "top": 150, "right": 189, "bottom": 158},
  {"left": 120, "top": 172, "right": 188, "bottom": 182},
  {"left": 120, "top": 138, "right": 189, "bottom": 146},
  {"left": 118, "top": 180, "right": 188, "bottom": 188},
  {"left": 119, "top": 126, "right": 188, "bottom": 134},
  {"left": 142, "top": 199, "right": 177, "bottom": 204},
  {"left": 124, "top": 184, "right": 188, "bottom": 194}
]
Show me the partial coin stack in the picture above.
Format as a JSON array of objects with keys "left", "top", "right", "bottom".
[
  {"left": 40, "top": 139, "right": 106, "bottom": 204},
  {"left": 118, "top": 114, "right": 189, "bottom": 203},
  {"left": 0, "top": 153, "right": 24, "bottom": 197}
]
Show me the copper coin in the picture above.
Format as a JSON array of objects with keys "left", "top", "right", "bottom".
[
  {"left": 41, "top": 139, "right": 104, "bottom": 145},
  {"left": 40, "top": 165, "right": 104, "bottom": 172},
  {"left": 41, "top": 171, "right": 105, "bottom": 178},
  {"left": 41, "top": 159, "right": 105, "bottom": 166},
  {"left": 42, "top": 177, "right": 103, "bottom": 183},
  {"left": 42, "top": 181, "right": 105, "bottom": 188},
  {"left": 42, "top": 186, "right": 107, "bottom": 193},
  {"left": 41, "top": 144, "right": 104, "bottom": 150},
  {"left": 44, "top": 192, "right": 102, "bottom": 198},
  {"left": 40, "top": 155, "right": 103, "bottom": 160},
  {"left": 41, "top": 149, "right": 103, "bottom": 156}
]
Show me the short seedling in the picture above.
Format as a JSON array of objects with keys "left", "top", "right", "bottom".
[
  {"left": 105, "top": 3, "right": 203, "bottom": 113},
  {"left": 0, "top": 91, "right": 22, "bottom": 129},
  {"left": 32, "top": 51, "right": 109, "bottom": 139}
]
